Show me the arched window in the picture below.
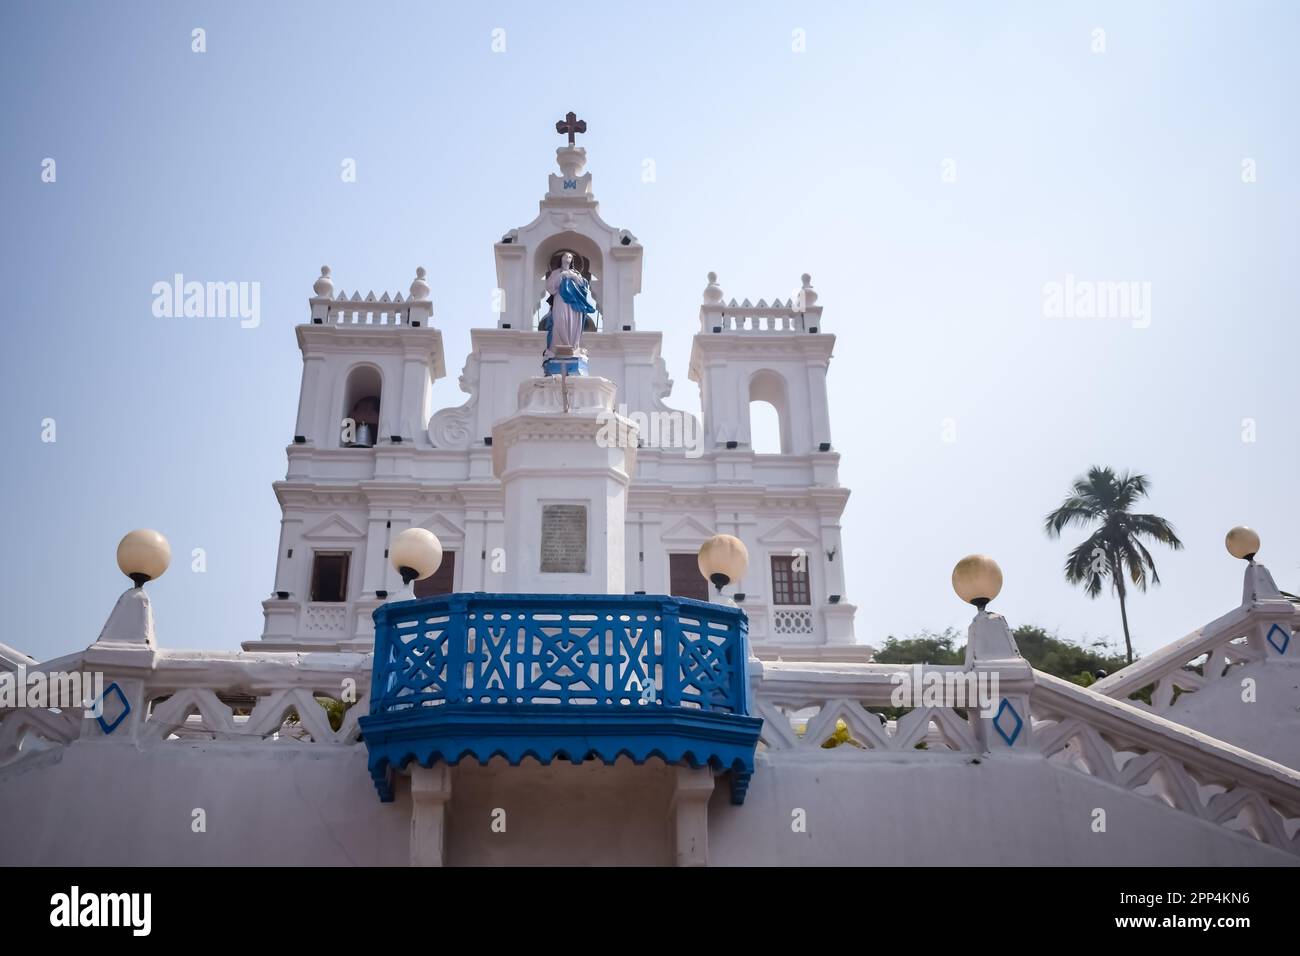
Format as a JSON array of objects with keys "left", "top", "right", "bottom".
[
  {"left": 341, "top": 365, "right": 381, "bottom": 448},
  {"left": 748, "top": 370, "right": 791, "bottom": 454}
]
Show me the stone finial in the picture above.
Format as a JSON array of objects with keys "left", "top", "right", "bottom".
[
  {"left": 1243, "top": 562, "right": 1283, "bottom": 605},
  {"left": 556, "top": 146, "right": 587, "bottom": 180},
  {"left": 410, "top": 266, "right": 430, "bottom": 301},
  {"left": 313, "top": 265, "right": 334, "bottom": 298},
  {"left": 798, "top": 273, "right": 818, "bottom": 309},
  {"left": 703, "top": 271, "right": 724, "bottom": 305},
  {"left": 963, "top": 609, "right": 1022, "bottom": 665},
  {"left": 94, "top": 586, "right": 156, "bottom": 648}
]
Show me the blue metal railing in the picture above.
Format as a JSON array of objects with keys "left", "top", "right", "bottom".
[
  {"left": 370, "top": 592, "right": 748, "bottom": 714},
  {"left": 361, "top": 592, "right": 761, "bottom": 803}
]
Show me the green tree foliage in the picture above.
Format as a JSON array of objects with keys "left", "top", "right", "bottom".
[
  {"left": 1010, "top": 625, "right": 1129, "bottom": 685},
  {"left": 873, "top": 628, "right": 964, "bottom": 665},
  {"left": 874, "top": 625, "right": 1128, "bottom": 685}
]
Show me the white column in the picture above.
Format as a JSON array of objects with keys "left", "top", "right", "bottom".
[
  {"left": 669, "top": 766, "right": 715, "bottom": 867},
  {"left": 492, "top": 377, "right": 636, "bottom": 594},
  {"left": 965, "top": 611, "right": 1034, "bottom": 752},
  {"left": 360, "top": 510, "right": 392, "bottom": 597},
  {"left": 294, "top": 355, "right": 326, "bottom": 439},
  {"left": 397, "top": 352, "right": 429, "bottom": 442},
  {"left": 409, "top": 764, "right": 453, "bottom": 867},
  {"left": 806, "top": 358, "right": 832, "bottom": 449}
]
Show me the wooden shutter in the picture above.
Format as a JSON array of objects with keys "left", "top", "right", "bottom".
[
  {"left": 310, "top": 552, "right": 350, "bottom": 603},
  {"left": 414, "top": 551, "right": 456, "bottom": 598},
  {"left": 668, "top": 553, "right": 708, "bottom": 601}
]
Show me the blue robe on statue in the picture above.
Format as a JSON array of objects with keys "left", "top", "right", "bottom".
[
  {"left": 558, "top": 275, "right": 598, "bottom": 315},
  {"left": 545, "top": 269, "right": 597, "bottom": 357}
]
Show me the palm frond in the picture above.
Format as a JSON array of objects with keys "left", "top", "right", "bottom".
[
  {"left": 1044, "top": 495, "right": 1101, "bottom": 537},
  {"left": 1064, "top": 535, "right": 1107, "bottom": 598},
  {"left": 1129, "top": 537, "right": 1161, "bottom": 590},
  {"left": 1111, "top": 471, "right": 1151, "bottom": 512},
  {"left": 1129, "top": 513, "right": 1184, "bottom": 550}
]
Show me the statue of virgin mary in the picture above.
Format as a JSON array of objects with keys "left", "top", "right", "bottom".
[{"left": 543, "top": 251, "right": 597, "bottom": 358}]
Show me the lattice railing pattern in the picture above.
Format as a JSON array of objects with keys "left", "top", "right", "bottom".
[
  {"left": 0, "top": 705, "right": 82, "bottom": 768},
  {"left": 304, "top": 604, "right": 349, "bottom": 636},
  {"left": 0, "top": 651, "right": 373, "bottom": 772},
  {"left": 752, "top": 662, "right": 991, "bottom": 755},
  {"left": 754, "top": 696, "right": 980, "bottom": 754},
  {"left": 141, "top": 686, "right": 368, "bottom": 744},
  {"left": 1091, "top": 602, "right": 1295, "bottom": 715},
  {"left": 772, "top": 609, "right": 815, "bottom": 636},
  {"left": 750, "top": 661, "right": 1300, "bottom": 856},
  {"left": 1031, "top": 672, "right": 1300, "bottom": 855},
  {"left": 371, "top": 593, "right": 748, "bottom": 716}
]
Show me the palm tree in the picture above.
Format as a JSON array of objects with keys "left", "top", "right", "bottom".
[{"left": 1044, "top": 467, "right": 1183, "bottom": 665}]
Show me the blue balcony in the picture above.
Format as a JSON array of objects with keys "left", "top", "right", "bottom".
[{"left": 360, "top": 593, "right": 763, "bottom": 804}]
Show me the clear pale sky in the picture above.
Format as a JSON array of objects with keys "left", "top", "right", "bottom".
[{"left": 2, "top": 1, "right": 1296, "bottom": 663}]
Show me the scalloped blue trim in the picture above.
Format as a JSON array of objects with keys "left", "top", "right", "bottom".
[{"left": 360, "top": 704, "right": 762, "bottom": 804}]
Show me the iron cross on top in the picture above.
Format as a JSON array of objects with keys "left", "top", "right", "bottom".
[{"left": 555, "top": 111, "right": 587, "bottom": 146}]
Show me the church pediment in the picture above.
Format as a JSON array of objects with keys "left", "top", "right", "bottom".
[
  {"left": 414, "top": 512, "right": 465, "bottom": 543},
  {"left": 660, "top": 515, "right": 716, "bottom": 544},
  {"left": 757, "top": 517, "right": 820, "bottom": 545},
  {"left": 301, "top": 513, "right": 366, "bottom": 540}
]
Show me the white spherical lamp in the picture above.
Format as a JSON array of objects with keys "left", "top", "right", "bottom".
[
  {"left": 116, "top": 529, "right": 171, "bottom": 587},
  {"left": 952, "top": 554, "right": 1002, "bottom": 610},
  {"left": 390, "top": 528, "right": 442, "bottom": 586},
  {"left": 698, "top": 534, "right": 749, "bottom": 593},
  {"left": 1225, "top": 526, "right": 1260, "bottom": 562}
]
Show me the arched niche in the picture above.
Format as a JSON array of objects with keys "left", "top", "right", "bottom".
[
  {"left": 340, "top": 364, "right": 382, "bottom": 448},
  {"left": 748, "top": 369, "right": 791, "bottom": 454},
  {"left": 532, "top": 231, "right": 604, "bottom": 331}
]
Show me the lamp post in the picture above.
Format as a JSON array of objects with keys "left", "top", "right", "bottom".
[
  {"left": 952, "top": 553, "right": 1030, "bottom": 749},
  {"left": 697, "top": 534, "right": 748, "bottom": 604},
  {"left": 953, "top": 553, "right": 1021, "bottom": 665},
  {"left": 1225, "top": 526, "right": 1261, "bottom": 563},
  {"left": 390, "top": 528, "right": 443, "bottom": 596},
  {"left": 951, "top": 553, "right": 1003, "bottom": 611},
  {"left": 116, "top": 529, "right": 171, "bottom": 588},
  {"left": 1225, "top": 525, "right": 1288, "bottom": 621}
]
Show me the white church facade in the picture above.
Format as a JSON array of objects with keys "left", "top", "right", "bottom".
[
  {"left": 258, "top": 133, "right": 857, "bottom": 659},
  {"left": 1, "top": 125, "right": 1299, "bottom": 868}
]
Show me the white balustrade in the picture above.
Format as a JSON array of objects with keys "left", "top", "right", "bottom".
[
  {"left": 0, "top": 649, "right": 372, "bottom": 767},
  {"left": 750, "top": 659, "right": 1300, "bottom": 855},
  {"left": 1091, "top": 565, "right": 1297, "bottom": 715},
  {"left": 700, "top": 297, "right": 816, "bottom": 334}
]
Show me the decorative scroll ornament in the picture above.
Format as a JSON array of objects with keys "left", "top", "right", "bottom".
[{"left": 427, "top": 355, "right": 479, "bottom": 449}]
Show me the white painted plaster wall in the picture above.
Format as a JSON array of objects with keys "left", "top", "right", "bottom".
[
  {"left": 2, "top": 746, "right": 1293, "bottom": 866},
  {"left": 1154, "top": 659, "right": 1300, "bottom": 771}
]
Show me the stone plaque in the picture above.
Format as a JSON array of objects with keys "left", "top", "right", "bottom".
[{"left": 540, "top": 504, "right": 588, "bottom": 573}]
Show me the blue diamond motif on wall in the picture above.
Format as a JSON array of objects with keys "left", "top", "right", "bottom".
[
  {"left": 1266, "top": 623, "right": 1290, "bottom": 655},
  {"left": 993, "top": 698, "right": 1023, "bottom": 746},
  {"left": 95, "top": 682, "right": 130, "bottom": 735}
]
